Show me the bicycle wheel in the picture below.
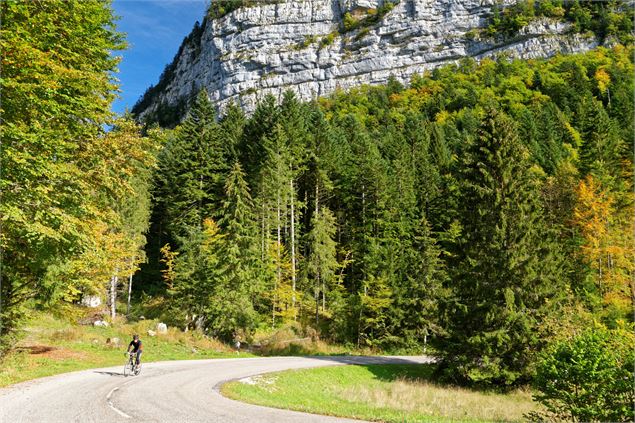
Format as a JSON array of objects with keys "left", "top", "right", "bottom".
[{"left": 124, "top": 359, "right": 132, "bottom": 377}]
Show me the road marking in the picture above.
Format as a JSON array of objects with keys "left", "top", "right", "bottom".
[{"left": 106, "top": 386, "right": 131, "bottom": 419}]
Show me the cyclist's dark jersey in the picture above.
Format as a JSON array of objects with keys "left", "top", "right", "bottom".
[{"left": 129, "top": 339, "right": 142, "bottom": 353}]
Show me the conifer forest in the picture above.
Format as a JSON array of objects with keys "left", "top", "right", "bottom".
[{"left": 1, "top": 0, "right": 633, "bottom": 399}]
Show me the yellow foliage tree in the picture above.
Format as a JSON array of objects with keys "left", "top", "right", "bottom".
[{"left": 574, "top": 175, "right": 634, "bottom": 320}]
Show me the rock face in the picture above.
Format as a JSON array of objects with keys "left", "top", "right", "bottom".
[{"left": 134, "top": 0, "right": 599, "bottom": 119}]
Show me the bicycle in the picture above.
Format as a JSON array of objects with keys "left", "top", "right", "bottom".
[{"left": 124, "top": 352, "right": 141, "bottom": 376}]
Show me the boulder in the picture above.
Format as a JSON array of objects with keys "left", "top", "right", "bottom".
[
  {"left": 80, "top": 295, "right": 101, "bottom": 308},
  {"left": 157, "top": 322, "right": 168, "bottom": 334},
  {"left": 106, "top": 337, "right": 120, "bottom": 346},
  {"left": 93, "top": 320, "right": 109, "bottom": 327},
  {"left": 147, "top": 329, "right": 157, "bottom": 337}
]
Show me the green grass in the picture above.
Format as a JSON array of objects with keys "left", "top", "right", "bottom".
[
  {"left": 222, "top": 364, "right": 541, "bottom": 422},
  {"left": 0, "top": 312, "right": 253, "bottom": 387}
]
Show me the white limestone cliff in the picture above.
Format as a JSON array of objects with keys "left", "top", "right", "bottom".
[{"left": 135, "top": 0, "right": 599, "bottom": 118}]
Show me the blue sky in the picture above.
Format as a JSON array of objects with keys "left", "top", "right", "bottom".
[{"left": 111, "top": 0, "right": 208, "bottom": 114}]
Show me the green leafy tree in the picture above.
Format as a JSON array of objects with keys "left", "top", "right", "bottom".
[
  {"left": 0, "top": 0, "right": 147, "bottom": 350},
  {"left": 533, "top": 326, "right": 635, "bottom": 422}
]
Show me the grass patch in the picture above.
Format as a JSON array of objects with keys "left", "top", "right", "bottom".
[
  {"left": 223, "top": 364, "right": 541, "bottom": 422},
  {"left": 0, "top": 312, "right": 253, "bottom": 387}
]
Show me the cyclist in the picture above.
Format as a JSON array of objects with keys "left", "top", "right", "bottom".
[{"left": 126, "top": 334, "right": 143, "bottom": 367}]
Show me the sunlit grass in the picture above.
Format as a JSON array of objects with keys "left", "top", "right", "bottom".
[
  {"left": 0, "top": 312, "right": 252, "bottom": 387},
  {"left": 223, "top": 364, "right": 541, "bottom": 423}
]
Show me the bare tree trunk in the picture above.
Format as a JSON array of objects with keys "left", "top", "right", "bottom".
[
  {"left": 110, "top": 271, "right": 119, "bottom": 320},
  {"left": 362, "top": 184, "right": 366, "bottom": 227},
  {"left": 598, "top": 257, "right": 603, "bottom": 295},
  {"left": 260, "top": 182, "right": 266, "bottom": 261},
  {"left": 261, "top": 199, "right": 265, "bottom": 261},
  {"left": 126, "top": 257, "right": 135, "bottom": 316},
  {"left": 290, "top": 179, "right": 297, "bottom": 319}
]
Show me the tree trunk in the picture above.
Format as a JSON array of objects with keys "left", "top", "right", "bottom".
[
  {"left": 126, "top": 258, "right": 134, "bottom": 316},
  {"left": 290, "top": 179, "right": 297, "bottom": 319},
  {"left": 356, "top": 284, "right": 367, "bottom": 348},
  {"left": 362, "top": 184, "right": 366, "bottom": 227},
  {"left": 109, "top": 272, "right": 119, "bottom": 320}
]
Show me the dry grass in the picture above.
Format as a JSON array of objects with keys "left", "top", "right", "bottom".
[
  {"left": 49, "top": 327, "right": 85, "bottom": 342},
  {"left": 224, "top": 364, "right": 541, "bottom": 423},
  {"left": 254, "top": 323, "right": 374, "bottom": 356},
  {"left": 340, "top": 378, "right": 538, "bottom": 422}
]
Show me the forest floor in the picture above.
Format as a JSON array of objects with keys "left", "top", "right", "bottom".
[{"left": 222, "top": 364, "right": 541, "bottom": 423}]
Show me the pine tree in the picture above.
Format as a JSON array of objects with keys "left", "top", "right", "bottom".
[
  {"left": 306, "top": 207, "right": 339, "bottom": 325},
  {"left": 577, "top": 95, "right": 624, "bottom": 177},
  {"left": 170, "top": 219, "right": 225, "bottom": 331},
  {"left": 219, "top": 101, "right": 246, "bottom": 162},
  {"left": 213, "top": 161, "right": 261, "bottom": 340},
  {"left": 156, "top": 90, "right": 226, "bottom": 239},
  {"left": 442, "top": 109, "right": 564, "bottom": 386},
  {"left": 392, "top": 216, "right": 447, "bottom": 347}
]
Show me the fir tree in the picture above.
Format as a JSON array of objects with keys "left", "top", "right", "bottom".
[
  {"left": 306, "top": 207, "right": 339, "bottom": 325},
  {"left": 442, "top": 109, "right": 564, "bottom": 386},
  {"left": 156, "top": 90, "right": 226, "bottom": 239},
  {"left": 214, "top": 162, "right": 261, "bottom": 340}
]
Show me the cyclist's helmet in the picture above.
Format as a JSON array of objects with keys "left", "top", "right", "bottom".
[{"left": 133, "top": 334, "right": 139, "bottom": 340}]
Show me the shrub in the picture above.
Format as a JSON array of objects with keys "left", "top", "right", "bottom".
[
  {"left": 343, "top": 12, "right": 358, "bottom": 32},
  {"left": 532, "top": 326, "right": 635, "bottom": 422},
  {"left": 320, "top": 32, "right": 337, "bottom": 48}
]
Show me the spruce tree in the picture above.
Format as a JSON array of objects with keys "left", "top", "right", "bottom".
[
  {"left": 214, "top": 161, "right": 260, "bottom": 340},
  {"left": 156, "top": 90, "right": 226, "bottom": 239},
  {"left": 170, "top": 219, "right": 225, "bottom": 331},
  {"left": 306, "top": 207, "right": 339, "bottom": 325},
  {"left": 442, "top": 109, "right": 564, "bottom": 386}
]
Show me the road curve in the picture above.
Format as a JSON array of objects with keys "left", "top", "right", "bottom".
[{"left": 0, "top": 355, "right": 433, "bottom": 422}]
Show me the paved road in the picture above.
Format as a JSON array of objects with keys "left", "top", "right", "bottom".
[{"left": 0, "top": 355, "right": 433, "bottom": 422}]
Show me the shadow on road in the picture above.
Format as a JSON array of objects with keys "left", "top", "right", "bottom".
[
  {"left": 308, "top": 355, "right": 435, "bottom": 366},
  {"left": 93, "top": 371, "right": 125, "bottom": 377}
]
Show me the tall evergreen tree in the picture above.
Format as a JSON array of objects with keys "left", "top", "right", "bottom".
[
  {"left": 442, "top": 109, "right": 564, "bottom": 386},
  {"left": 156, "top": 90, "right": 226, "bottom": 239},
  {"left": 211, "top": 161, "right": 261, "bottom": 340},
  {"left": 169, "top": 219, "right": 225, "bottom": 331},
  {"left": 306, "top": 207, "right": 339, "bottom": 325}
]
